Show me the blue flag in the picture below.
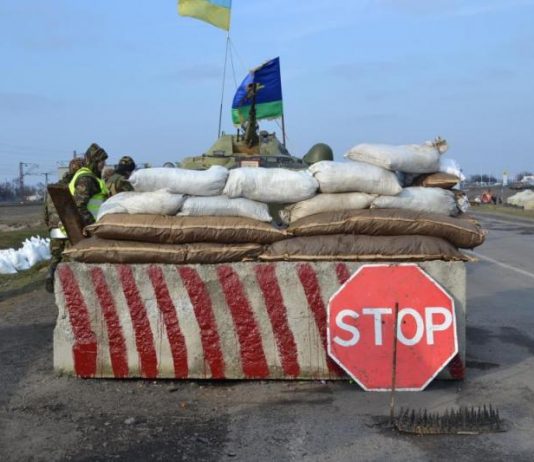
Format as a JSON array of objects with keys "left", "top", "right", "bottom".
[{"left": 232, "top": 57, "right": 283, "bottom": 124}]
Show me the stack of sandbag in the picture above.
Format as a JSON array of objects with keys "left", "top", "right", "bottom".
[
  {"left": 343, "top": 137, "right": 467, "bottom": 216},
  {"left": 68, "top": 214, "right": 287, "bottom": 264},
  {"left": 263, "top": 137, "right": 480, "bottom": 262},
  {"left": 68, "top": 166, "right": 321, "bottom": 265},
  {"left": 259, "top": 209, "right": 483, "bottom": 262},
  {"left": 507, "top": 190, "right": 534, "bottom": 209},
  {"left": 64, "top": 140, "right": 483, "bottom": 265},
  {"left": 278, "top": 155, "right": 403, "bottom": 225}
]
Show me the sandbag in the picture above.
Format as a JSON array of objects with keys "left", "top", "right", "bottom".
[
  {"left": 345, "top": 138, "right": 447, "bottom": 173},
  {"left": 280, "top": 192, "right": 376, "bottom": 224},
  {"left": 260, "top": 234, "right": 469, "bottom": 262},
  {"left": 507, "top": 190, "right": 534, "bottom": 207},
  {"left": 64, "top": 237, "right": 263, "bottom": 264},
  {"left": 411, "top": 172, "right": 460, "bottom": 189},
  {"left": 96, "top": 189, "right": 185, "bottom": 220},
  {"left": 288, "top": 209, "right": 485, "bottom": 249},
  {"left": 87, "top": 214, "right": 286, "bottom": 245},
  {"left": 455, "top": 191, "right": 470, "bottom": 214},
  {"left": 129, "top": 165, "right": 228, "bottom": 195},
  {"left": 372, "top": 187, "right": 459, "bottom": 216},
  {"left": 179, "top": 195, "right": 272, "bottom": 222},
  {"left": 223, "top": 167, "right": 318, "bottom": 203},
  {"left": 439, "top": 158, "right": 466, "bottom": 181},
  {"left": 524, "top": 200, "right": 534, "bottom": 211},
  {"left": 308, "top": 160, "right": 402, "bottom": 195}
]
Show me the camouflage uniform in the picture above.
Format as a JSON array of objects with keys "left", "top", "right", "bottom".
[
  {"left": 72, "top": 144, "right": 109, "bottom": 227},
  {"left": 106, "top": 156, "right": 136, "bottom": 196},
  {"left": 44, "top": 157, "right": 85, "bottom": 293}
]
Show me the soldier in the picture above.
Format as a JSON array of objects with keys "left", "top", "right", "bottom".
[
  {"left": 106, "top": 155, "right": 136, "bottom": 195},
  {"left": 68, "top": 143, "right": 109, "bottom": 227},
  {"left": 44, "top": 157, "right": 85, "bottom": 293}
]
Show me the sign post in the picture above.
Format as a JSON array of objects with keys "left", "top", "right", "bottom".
[{"left": 327, "top": 264, "right": 457, "bottom": 391}]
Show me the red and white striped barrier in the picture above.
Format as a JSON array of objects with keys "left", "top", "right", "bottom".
[{"left": 54, "top": 261, "right": 466, "bottom": 380}]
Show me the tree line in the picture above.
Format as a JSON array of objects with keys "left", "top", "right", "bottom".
[{"left": 0, "top": 180, "right": 46, "bottom": 202}]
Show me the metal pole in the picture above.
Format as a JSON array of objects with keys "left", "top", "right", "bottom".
[
  {"left": 218, "top": 33, "right": 231, "bottom": 138},
  {"left": 390, "top": 302, "right": 399, "bottom": 425},
  {"left": 19, "top": 162, "right": 24, "bottom": 200},
  {"left": 281, "top": 113, "right": 287, "bottom": 147}
]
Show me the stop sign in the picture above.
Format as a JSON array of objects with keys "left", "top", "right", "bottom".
[{"left": 328, "top": 264, "right": 457, "bottom": 391}]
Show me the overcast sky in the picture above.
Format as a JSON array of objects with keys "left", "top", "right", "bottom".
[{"left": 1, "top": 0, "right": 533, "bottom": 183}]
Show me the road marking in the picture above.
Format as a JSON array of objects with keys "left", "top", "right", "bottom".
[{"left": 465, "top": 250, "right": 534, "bottom": 280}]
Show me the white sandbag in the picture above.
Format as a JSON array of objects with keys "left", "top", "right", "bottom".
[
  {"left": 524, "top": 200, "right": 534, "bottom": 211},
  {"left": 18, "top": 238, "right": 42, "bottom": 267},
  {"left": 3, "top": 248, "right": 30, "bottom": 271},
  {"left": 455, "top": 192, "right": 471, "bottom": 214},
  {"left": 507, "top": 190, "right": 534, "bottom": 207},
  {"left": 35, "top": 236, "right": 52, "bottom": 260},
  {"left": 345, "top": 137, "right": 447, "bottom": 173},
  {"left": 179, "top": 195, "right": 272, "bottom": 222},
  {"left": 281, "top": 192, "right": 376, "bottom": 224},
  {"left": 309, "top": 160, "right": 402, "bottom": 196},
  {"left": 0, "top": 236, "right": 50, "bottom": 274},
  {"left": 223, "top": 168, "right": 318, "bottom": 203},
  {"left": 0, "top": 253, "right": 17, "bottom": 274},
  {"left": 372, "top": 187, "right": 459, "bottom": 216},
  {"left": 439, "top": 158, "right": 466, "bottom": 182},
  {"left": 97, "top": 189, "right": 185, "bottom": 220},
  {"left": 129, "top": 165, "right": 228, "bottom": 196}
]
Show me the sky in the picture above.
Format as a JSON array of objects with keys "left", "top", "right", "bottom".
[{"left": 1, "top": 0, "right": 533, "bottom": 184}]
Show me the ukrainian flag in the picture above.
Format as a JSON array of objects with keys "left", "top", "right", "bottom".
[{"left": 178, "top": 0, "right": 232, "bottom": 31}]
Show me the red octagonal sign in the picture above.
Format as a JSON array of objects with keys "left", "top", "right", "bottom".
[{"left": 328, "top": 264, "right": 457, "bottom": 391}]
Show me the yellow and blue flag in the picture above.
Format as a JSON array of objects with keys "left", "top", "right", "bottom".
[
  {"left": 232, "top": 57, "right": 283, "bottom": 125},
  {"left": 178, "top": 0, "right": 232, "bottom": 31}
]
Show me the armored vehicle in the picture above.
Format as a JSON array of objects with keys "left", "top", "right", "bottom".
[{"left": 179, "top": 129, "right": 308, "bottom": 170}]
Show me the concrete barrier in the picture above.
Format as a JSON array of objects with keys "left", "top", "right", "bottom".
[{"left": 54, "top": 261, "right": 466, "bottom": 381}]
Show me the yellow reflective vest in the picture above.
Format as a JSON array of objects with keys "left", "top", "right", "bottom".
[{"left": 68, "top": 167, "right": 109, "bottom": 219}]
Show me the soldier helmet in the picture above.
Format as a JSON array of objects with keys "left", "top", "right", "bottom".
[
  {"left": 118, "top": 155, "right": 136, "bottom": 173},
  {"left": 303, "top": 143, "right": 334, "bottom": 165},
  {"left": 68, "top": 157, "right": 85, "bottom": 174},
  {"left": 84, "top": 143, "right": 108, "bottom": 163}
]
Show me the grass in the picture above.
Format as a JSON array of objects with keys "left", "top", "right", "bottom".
[
  {"left": 0, "top": 225, "right": 49, "bottom": 300},
  {"left": 0, "top": 260, "right": 48, "bottom": 302},
  {"left": 0, "top": 225, "right": 48, "bottom": 250},
  {"left": 472, "top": 204, "right": 534, "bottom": 221}
]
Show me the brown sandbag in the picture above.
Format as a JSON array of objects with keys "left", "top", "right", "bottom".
[
  {"left": 64, "top": 237, "right": 263, "bottom": 264},
  {"left": 86, "top": 214, "right": 286, "bottom": 244},
  {"left": 288, "top": 209, "right": 485, "bottom": 249},
  {"left": 411, "top": 172, "right": 460, "bottom": 189},
  {"left": 260, "top": 234, "right": 470, "bottom": 262}
]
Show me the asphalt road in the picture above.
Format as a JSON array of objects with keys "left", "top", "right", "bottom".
[{"left": 1, "top": 213, "right": 534, "bottom": 461}]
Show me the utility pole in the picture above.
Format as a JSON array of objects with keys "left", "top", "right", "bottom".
[
  {"left": 18, "top": 162, "right": 39, "bottom": 201},
  {"left": 19, "top": 162, "right": 24, "bottom": 198},
  {"left": 73, "top": 150, "right": 77, "bottom": 159}
]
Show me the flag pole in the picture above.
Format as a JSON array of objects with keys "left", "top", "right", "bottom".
[
  {"left": 217, "top": 32, "right": 230, "bottom": 138},
  {"left": 281, "top": 113, "right": 286, "bottom": 147}
]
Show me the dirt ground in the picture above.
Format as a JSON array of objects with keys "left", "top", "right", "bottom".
[{"left": 0, "top": 204, "right": 43, "bottom": 227}]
